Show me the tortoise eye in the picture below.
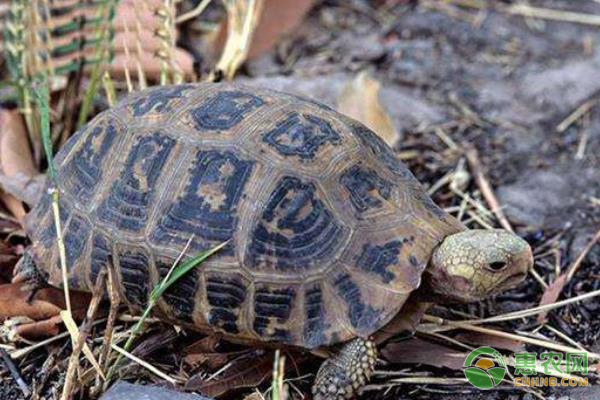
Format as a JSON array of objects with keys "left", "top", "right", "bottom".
[{"left": 488, "top": 261, "right": 507, "bottom": 271}]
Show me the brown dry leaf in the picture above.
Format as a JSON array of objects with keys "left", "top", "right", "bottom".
[
  {"left": 338, "top": 72, "right": 399, "bottom": 147},
  {"left": 536, "top": 274, "right": 568, "bottom": 323},
  {"left": 455, "top": 331, "right": 525, "bottom": 353},
  {"left": 183, "top": 335, "right": 231, "bottom": 369},
  {"left": 381, "top": 337, "right": 468, "bottom": 370},
  {"left": 0, "top": 282, "right": 89, "bottom": 323},
  {"left": 11, "top": 315, "right": 64, "bottom": 339},
  {"left": 0, "top": 110, "right": 37, "bottom": 221},
  {"left": 185, "top": 351, "right": 273, "bottom": 397}
]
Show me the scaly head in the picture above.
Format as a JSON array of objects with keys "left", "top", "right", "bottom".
[{"left": 425, "top": 229, "right": 532, "bottom": 303}]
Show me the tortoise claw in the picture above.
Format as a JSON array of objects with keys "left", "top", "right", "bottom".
[{"left": 312, "top": 338, "right": 377, "bottom": 400}]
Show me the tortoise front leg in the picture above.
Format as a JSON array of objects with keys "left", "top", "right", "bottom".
[
  {"left": 312, "top": 337, "right": 377, "bottom": 400},
  {"left": 12, "top": 251, "right": 47, "bottom": 303}
]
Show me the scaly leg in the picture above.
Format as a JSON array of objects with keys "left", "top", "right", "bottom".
[
  {"left": 312, "top": 338, "right": 377, "bottom": 400},
  {"left": 12, "top": 251, "right": 47, "bottom": 302}
]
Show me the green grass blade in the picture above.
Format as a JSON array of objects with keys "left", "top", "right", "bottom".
[
  {"left": 30, "top": 81, "right": 56, "bottom": 182},
  {"left": 152, "top": 241, "right": 229, "bottom": 300}
]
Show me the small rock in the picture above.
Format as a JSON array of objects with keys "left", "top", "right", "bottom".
[{"left": 100, "top": 382, "right": 213, "bottom": 400}]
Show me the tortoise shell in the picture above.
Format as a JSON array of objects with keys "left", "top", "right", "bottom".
[{"left": 26, "top": 83, "right": 463, "bottom": 349}]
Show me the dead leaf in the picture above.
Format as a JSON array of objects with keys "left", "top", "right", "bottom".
[
  {"left": 381, "top": 337, "right": 468, "bottom": 370},
  {"left": 183, "top": 336, "right": 231, "bottom": 370},
  {"left": 338, "top": 72, "right": 399, "bottom": 147},
  {"left": 7, "top": 315, "right": 64, "bottom": 339},
  {"left": 455, "top": 331, "right": 525, "bottom": 353},
  {"left": 0, "top": 282, "right": 89, "bottom": 322},
  {"left": 537, "top": 274, "right": 567, "bottom": 324},
  {"left": 0, "top": 110, "right": 37, "bottom": 220},
  {"left": 185, "top": 351, "right": 273, "bottom": 397}
]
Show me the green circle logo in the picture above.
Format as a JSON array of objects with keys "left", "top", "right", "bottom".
[{"left": 463, "top": 347, "right": 506, "bottom": 389}]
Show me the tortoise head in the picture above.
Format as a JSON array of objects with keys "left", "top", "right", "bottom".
[{"left": 425, "top": 229, "right": 532, "bottom": 303}]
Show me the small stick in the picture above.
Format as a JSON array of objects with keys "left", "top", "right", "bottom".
[
  {"left": 110, "top": 344, "right": 177, "bottom": 384},
  {"left": 61, "top": 271, "right": 106, "bottom": 400},
  {"left": 0, "top": 348, "right": 30, "bottom": 397},
  {"left": 99, "top": 265, "right": 120, "bottom": 372},
  {"left": 556, "top": 99, "right": 596, "bottom": 133},
  {"left": 465, "top": 147, "right": 514, "bottom": 233},
  {"left": 566, "top": 228, "right": 600, "bottom": 282}
]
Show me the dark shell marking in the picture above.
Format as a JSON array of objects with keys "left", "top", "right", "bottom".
[
  {"left": 151, "top": 150, "right": 253, "bottom": 251},
  {"left": 340, "top": 163, "right": 393, "bottom": 217},
  {"left": 253, "top": 285, "right": 295, "bottom": 342},
  {"left": 205, "top": 274, "right": 247, "bottom": 334},
  {"left": 157, "top": 258, "right": 198, "bottom": 322},
  {"left": 39, "top": 201, "right": 71, "bottom": 249},
  {"left": 262, "top": 113, "right": 341, "bottom": 160},
  {"left": 304, "top": 284, "right": 329, "bottom": 348},
  {"left": 356, "top": 240, "right": 403, "bottom": 283},
  {"left": 334, "top": 273, "right": 382, "bottom": 332},
  {"left": 192, "top": 91, "right": 264, "bottom": 130},
  {"left": 131, "top": 85, "right": 195, "bottom": 117},
  {"left": 89, "top": 233, "right": 112, "bottom": 287},
  {"left": 63, "top": 216, "right": 92, "bottom": 270},
  {"left": 117, "top": 247, "right": 150, "bottom": 307},
  {"left": 96, "top": 132, "right": 175, "bottom": 232},
  {"left": 246, "top": 176, "right": 347, "bottom": 273},
  {"left": 27, "top": 83, "right": 463, "bottom": 349},
  {"left": 61, "top": 121, "right": 119, "bottom": 203}
]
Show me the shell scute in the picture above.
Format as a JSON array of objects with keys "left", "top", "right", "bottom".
[
  {"left": 205, "top": 272, "right": 248, "bottom": 335},
  {"left": 149, "top": 149, "right": 254, "bottom": 252},
  {"left": 262, "top": 112, "right": 341, "bottom": 160},
  {"left": 191, "top": 90, "right": 265, "bottom": 131},
  {"left": 244, "top": 175, "right": 349, "bottom": 275},
  {"left": 95, "top": 131, "right": 176, "bottom": 234}
]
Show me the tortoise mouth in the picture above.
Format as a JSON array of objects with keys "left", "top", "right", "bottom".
[{"left": 499, "top": 272, "right": 527, "bottom": 289}]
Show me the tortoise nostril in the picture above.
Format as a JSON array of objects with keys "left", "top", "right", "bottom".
[{"left": 489, "top": 261, "right": 507, "bottom": 271}]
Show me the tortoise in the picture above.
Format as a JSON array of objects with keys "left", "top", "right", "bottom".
[{"left": 15, "top": 83, "right": 533, "bottom": 399}]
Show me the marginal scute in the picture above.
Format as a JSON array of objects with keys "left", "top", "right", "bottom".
[
  {"left": 40, "top": 201, "right": 71, "bottom": 249},
  {"left": 253, "top": 284, "right": 296, "bottom": 343},
  {"left": 205, "top": 273, "right": 247, "bottom": 334},
  {"left": 303, "top": 283, "right": 329, "bottom": 348},
  {"left": 356, "top": 240, "right": 403, "bottom": 283},
  {"left": 340, "top": 163, "right": 393, "bottom": 217},
  {"left": 246, "top": 176, "right": 347, "bottom": 273},
  {"left": 96, "top": 132, "right": 175, "bottom": 232},
  {"left": 150, "top": 150, "right": 254, "bottom": 251},
  {"left": 117, "top": 247, "right": 150, "bottom": 307},
  {"left": 63, "top": 215, "right": 91, "bottom": 271},
  {"left": 130, "top": 84, "right": 195, "bottom": 116},
  {"left": 89, "top": 232, "right": 112, "bottom": 287},
  {"left": 262, "top": 113, "right": 341, "bottom": 160},
  {"left": 333, "top": 273, "right": 382, "bottom": 333},
  {"left": 157, "top": 258, "right": 198, "bottom": 322},
  {"left": 191, "top": 91, "right": 264, "bottom": 130},
  {"left": 350, "top": 123, "right": 415, "bottom": 181}
]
